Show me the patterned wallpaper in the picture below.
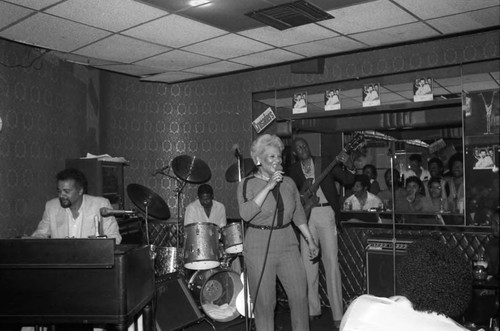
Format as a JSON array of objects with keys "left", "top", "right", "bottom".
[{"left": 0, "top": 30, "right": 498, "bottom": 238}]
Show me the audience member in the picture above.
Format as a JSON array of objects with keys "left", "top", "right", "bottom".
[
  {"left": 362, "top": 164, "right": 380, "bottom": 195},
  {"left": 401, "top": 154, "right": 430, "bottom": 184},
  {"left": 341, "top": 238, "right": 473, "bottom": 331},
  {"left": 445, "top": 153, "right": 464, "bottom": 213},
  {"left": 395, "top": 176, "right": 426, "bottom": 213},
  {"left": 377, "top": 168, "right": 405, "bottom": 210},
  {"left": 423, "top": 177, "right": 450, "bottom": 213},
  {"left": 344, "top": 174, "right": 383, "bottom": 211},
  {"left": 427, "top": 157, "right": 449, "bottom": 197}
]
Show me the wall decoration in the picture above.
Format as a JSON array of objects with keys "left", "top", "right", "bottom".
[
  {"left": 325, "top": 89, "right": 341, "bottom": 111},
  {"left": 362, "top": 83, "right": 380, "bottom": 107},
  {"left": 292, "top": 92, "right": 307, "bottom": 114},
  {"left": 413, "top": 77, "right": 433, "bottom": 102},
  {"left": 472, "top": 145, "right": 496, "bottom": 170}
]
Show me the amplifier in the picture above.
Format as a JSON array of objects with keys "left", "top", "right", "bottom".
[{"left": 365, "top": 238, "right": 413, "bottom": 297}]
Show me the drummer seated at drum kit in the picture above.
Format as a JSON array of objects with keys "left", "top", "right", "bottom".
[{"left": 184, "top": 184, "right": 241, "bottom": 272}]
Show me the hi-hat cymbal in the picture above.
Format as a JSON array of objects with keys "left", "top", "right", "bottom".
[
  {"left": 127, "top": 183, "right": 170, "bottom": 220},
  {"left": 171, "top": 155, "right": 211, "bottom": 184},
  {"left": 225, "top": 158, "right": 257, "bottom": 183}
]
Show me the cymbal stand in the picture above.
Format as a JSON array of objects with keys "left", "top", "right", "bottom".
[
  {"left": 142, "top": 200, "right": 155, "bottom": 259},
  {"left": 235, "top": 153, "right": 251, "bottom": 331},
  {"left": 160, "top": 168, "right": 186, "bottom": 250}
]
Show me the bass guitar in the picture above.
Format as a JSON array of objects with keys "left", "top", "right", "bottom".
[{"left": 299, "top": 132, "right": 364, "bottom": 219}]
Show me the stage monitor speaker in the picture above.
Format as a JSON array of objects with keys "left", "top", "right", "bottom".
[
  {"left": 290, "top": 58, "right": 325, "bottom": 74},
  {"left": 155, "top": 276, "right": 204, "bottom": 331},
  {"left": 365, "top": 239, "right": 412, "bottom": 297}
]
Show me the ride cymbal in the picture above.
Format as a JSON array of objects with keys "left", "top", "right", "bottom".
[
  {"left": 171, "top": 155, "right": 211, "bottom": 184},
  {"left": 127, "top": 183, "right": 170, "bottom": 220}
]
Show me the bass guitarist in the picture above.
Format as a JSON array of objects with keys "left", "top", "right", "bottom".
[{"left": 288, "top": 136, "right": 355, "bottom": 329}]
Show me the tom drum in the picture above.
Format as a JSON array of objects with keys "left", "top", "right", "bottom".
[
  {"left": 183, "top": 222, "right": 220, "bottom": 270},
  {"left": 221, "top": 222, "right": 243, "bottom": 254}
]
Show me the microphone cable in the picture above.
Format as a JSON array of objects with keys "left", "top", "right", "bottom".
[{"left": 248, "top": 184, "right": 280, "bottom": 330}]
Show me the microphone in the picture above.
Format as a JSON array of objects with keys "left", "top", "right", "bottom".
[
  {"left": 232, "top": 144, "right": 241, "bottom": 158},
  {"left": 100, "top": 207, "right": 136, "bottom": 217},
  {"left": 274, "top": 164, "right": 283, "bottom": 191},
  {"left": 151, "top": 165, "right": 169, "bottom": 176}
]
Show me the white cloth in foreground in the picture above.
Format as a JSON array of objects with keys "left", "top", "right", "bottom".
[{"left": 340, "top": 295, "right": 468, "bottom": 331}]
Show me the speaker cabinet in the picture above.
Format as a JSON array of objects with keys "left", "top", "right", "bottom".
[
  {"left": 365, "top": 239, "right": 412, "bottom": 297},
  {"left": 155, "top": 276, "right": 204, "bottom": 331}
]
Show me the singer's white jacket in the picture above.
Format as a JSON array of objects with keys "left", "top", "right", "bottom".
[{"left": 32, "top": 194, "right": 122, "bottom": 243}]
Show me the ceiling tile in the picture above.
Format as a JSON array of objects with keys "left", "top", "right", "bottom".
[
  {"left": 393, "top": 0, "right": 500, "bottom": 20},
  {"left": 239, "top": 24, "right": 338, "bottom": 48},
  {"left": 135, "top": 50, "right": 218, "bottom": 70},
  {"left": 74, "top": 34, "right": 170, "bottom": 63},
  {"left": 185, "top": 61, "right": 251, "bottom": 75},
  {"left": 123, "top": 14, "right": 227, "bottom": 48},
  {"left": 140, "top": 71, "right": 204, "bottom": 83},
  {"left": 0, "top": 2, "right": 34, "bottom": 30},
  {"left": 183, "top": 34, "right": 273, "bottom": 60},
  {"left": 319, "top": 0, "right": 417, "bottom": 34},
  {"left": 284, "top": 36, "right": 365, "bottom": 57},
  {"left": 3, "top": 0, "right": 61, "bottom": 10},
  {"left": 93, "top": 63, "right": 165, "bottom": 77},
  {"left": 232, "top": 48, "right": 304, "bottom": 67},
  {"left": 427, "top": 8, "right": 500, "bottom": 34},
  {"left": 351, "top": 22, "right": 440, "bottom": 47},
  {"left": 0, "top": 13, "right": 111, "bottom": 52},
  {"left": 45, "top": 0, "right": 167, "bottom": 32}
]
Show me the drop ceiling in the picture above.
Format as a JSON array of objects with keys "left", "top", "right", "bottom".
[{"left": 0, "top": 0, "right": 499, "bottom": 84}]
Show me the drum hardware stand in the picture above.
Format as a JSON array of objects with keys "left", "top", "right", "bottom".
[{"left": 142, "top": 201, "right": 156, "bottom": 260}]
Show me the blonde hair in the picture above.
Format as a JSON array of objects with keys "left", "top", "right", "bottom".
[{"left": 250, "top": 134, "right": 284, "bottom": 165}]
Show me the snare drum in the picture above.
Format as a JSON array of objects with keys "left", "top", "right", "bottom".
[
  {"left": 188, "top": 268, "right": 242, "bottom": 322},
  {"left": 183, "top": 222, "right": 220, "bottom": 270},
  {"left": 221, "top": 222, "right": 243, "bottom": 254}
]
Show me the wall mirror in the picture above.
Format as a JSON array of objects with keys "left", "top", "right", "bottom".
[{"left": 252, "top": 59, "right": 499, "bottom": 228}]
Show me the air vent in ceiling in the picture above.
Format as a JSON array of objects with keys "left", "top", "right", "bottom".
[{"left": 245, "top": 0, "right": 334, "bottom": 31}]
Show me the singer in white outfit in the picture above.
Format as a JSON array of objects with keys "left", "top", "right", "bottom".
[{"left": 31, "top": 168, "right": 122, "bottom": 243}]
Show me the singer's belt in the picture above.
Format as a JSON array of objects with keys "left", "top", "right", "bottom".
[
  {"left": 314, "top": 202, "right": 330, "bottom": 207},
  {"left": 247, "top": 222, "right": 291, "bottom": 230}
]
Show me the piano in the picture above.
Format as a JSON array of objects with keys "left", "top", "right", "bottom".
[{"left": 0, "top": 239, "right": 155, "bottom": 331}]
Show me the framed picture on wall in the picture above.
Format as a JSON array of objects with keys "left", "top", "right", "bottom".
[
  {"left": 292, "top": 92, "right": 307, "bottom": 114},
  {"left": 325, "top": 89, "right": 341, "bottom": 111},
  {"left": 413, "top": 77, "right": 433, "bottom": 102},
  {"left": 472, "top": 145, "right": 497, "bottom": 170},
  {"left": 362, "top": 83, "right": 380, "bottom": 107}
]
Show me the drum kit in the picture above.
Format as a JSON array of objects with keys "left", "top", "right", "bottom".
[{"left": 125, "top": 154, "right": 254, "bottom": 323}]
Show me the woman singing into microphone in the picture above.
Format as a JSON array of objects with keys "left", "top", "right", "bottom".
[{"left": 237, "top": 134, "right": 318, "bottom": 331}]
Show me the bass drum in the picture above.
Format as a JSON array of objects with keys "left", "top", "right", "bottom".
[{"left": 188, "top": 268, "right": 243, "bottom": 322}]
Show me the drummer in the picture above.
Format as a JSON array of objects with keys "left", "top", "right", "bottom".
[{"left": 184, "top": 184, "right": 226, "bottom": 228}]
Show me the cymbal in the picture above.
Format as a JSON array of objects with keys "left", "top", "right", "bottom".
[
  {"left": 225, "top": 158, "right": 257, "bottom": 183},
  {"left": 127, "top": 183, "right": 170, "bottom": 220},
  {"left": 171, "top": 155, "right": 211, "bottom": 184}
]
